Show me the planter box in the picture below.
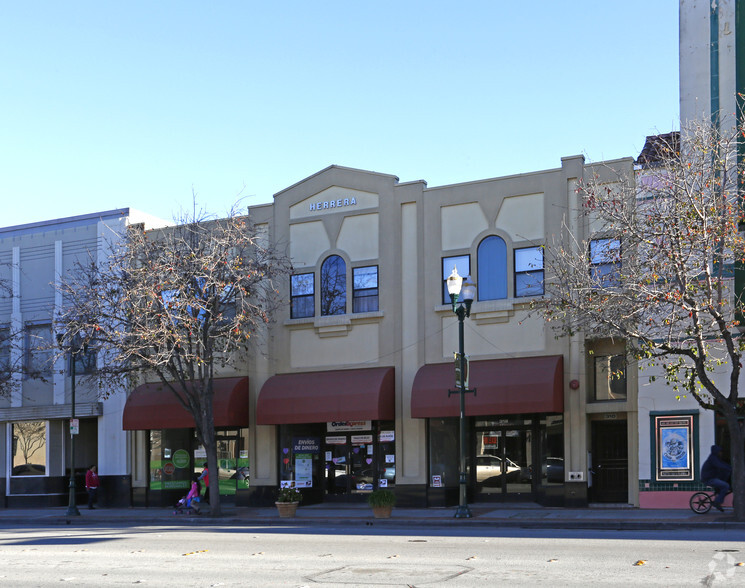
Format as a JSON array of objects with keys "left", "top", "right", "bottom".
[
  {"left": 371, "top": 505, "right": 393, "bottom": 519},
  {"left": 275, "top": 501, "right": 299, "bottom": 518}
]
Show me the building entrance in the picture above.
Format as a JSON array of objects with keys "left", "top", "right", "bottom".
[
  {"left": 590, "top": 420, "right": 628, "bottom": 503},
  {"left": 278, "top": 421, "right": 396, "bottom": 503},
  {"left": 325, "top": 433, "right": 375, "bottom": 495},
  {"left": 472, "top": 423, "right": 534, "bottom": 500}
]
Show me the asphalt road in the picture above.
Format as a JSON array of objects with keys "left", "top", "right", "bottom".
[{"left": 0, "top": 523, "right": 743, "bottom": 587}]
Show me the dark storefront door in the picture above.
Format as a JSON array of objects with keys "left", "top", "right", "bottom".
[
  {"left": 590, "top": 420, "right": 628, "bottom": 503},
  {"left": 324, "top": 433, "right": 375, "bottom": 497}
]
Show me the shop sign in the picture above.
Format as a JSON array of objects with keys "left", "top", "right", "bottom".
[
  {"left": 293, "top": 437, "right": 320, "bottom": 454},
  {"left": 432, "top": 475, "right": 443, "bottom": 487},
  {"left": 325, "top": 436, "right": 347, "bottom": 445},
  {"left": 163, "top": 480, "right": 190, "bottom": 490},
  {"left": 379, "top": 431, "right": 395, "bottom": 443},
  {"left": 327, "top": 420, "right": 371, "bottom": 432},
  {"left": 163, "top": 462, "right": 176, "bottom": 475},
  {"left": 483, "top": 435, "right": 498, "bottom": 447},
  {"left": 308, "top": 196, "right": 358, "bottom": 212},
  {"left": 172, "top": 449, "right": 190, "bottom": 469},
  {"left": 351, "top": 434, "right": 373, "bottom": 444}
]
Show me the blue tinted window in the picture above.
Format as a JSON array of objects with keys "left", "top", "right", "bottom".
[
  {"left": 477, "top": 236, "right": 507, "bottom": 300},
  {"left": 291, "top": 273, "right": 314, "bottom": 318},
  {"left": 353, "top": 266, "right": 378, "bottom": 313},
  {"left": 514, "top": 246, "right": 544, "bottom": 297},
  {"left": 321, "top": 255, "right": 346, "bottom": 315},
  {"left": 590, "top": 239, "right": 621, "bottom": 287},
  {"left": 442, "top": 255, "right": 470, "bottom": 304}
]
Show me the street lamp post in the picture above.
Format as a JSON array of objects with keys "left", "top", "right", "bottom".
[
  {"left": 446, "top": 267, "right": 476, "bottom": 519},
  {"left": 58, "top": 332, "right": 83, "bottom": 517}
]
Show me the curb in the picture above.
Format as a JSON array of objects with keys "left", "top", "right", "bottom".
[{"left": 28, "top": 514, "right": 745, "bottom": 532}]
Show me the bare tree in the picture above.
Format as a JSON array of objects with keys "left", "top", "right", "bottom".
[
  {"left": 541, "top": 117, "right": 745, "bottom": 519},
  {"left": 56, "top": 207, "right": 292, "bottom": 515},
  {"left": 13, "top": 421, "right": 46, "bottom": 466}
]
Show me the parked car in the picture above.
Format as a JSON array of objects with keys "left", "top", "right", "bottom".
[
  {"left": 518, "top": 457, "right": 565, "bottom": 484},
  {"left": 545, "top": 457, "right": 564, "bottom": 483},
  {"left": 476, "top": 454, "right": 521, "bottom": 487}
]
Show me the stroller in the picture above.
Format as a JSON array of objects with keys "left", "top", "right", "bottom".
[
  {"left": 174, "top": 476, "right": 202, "bottom": 515},
  {"left": 174, "top": 495, "right": 201, "bottom": 515}
]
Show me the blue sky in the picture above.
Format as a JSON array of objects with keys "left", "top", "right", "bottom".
[{"left": 1, "top": 1, "right": 679, "bottom": 227}]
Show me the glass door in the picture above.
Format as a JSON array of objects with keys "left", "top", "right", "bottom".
[
  {"left": 349, "top": 434, "right": 374, "bottom": 493},
  {"left": 473, "top": 423, "right": 535, "bottom": 500},
  {"left": 325, "top": 435, "right": 349, "bottom": 494},
  {"left": 324, "top": 433, "right": 376, "bottom": 496}
]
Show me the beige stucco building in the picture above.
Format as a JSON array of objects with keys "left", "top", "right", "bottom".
[{"left": 239, "top": 158, "right": 638, "bottom": 508}]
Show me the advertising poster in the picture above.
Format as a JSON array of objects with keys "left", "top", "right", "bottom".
[
  {"left": 654, "top": 415, "right": 694, "bottom": 481},
  {"left": 295, "top": 455, "right": 313, "bottom": 487}
]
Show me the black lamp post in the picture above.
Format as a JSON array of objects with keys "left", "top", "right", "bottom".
[
  {"left": 446, "top": 267, "right": 476, "bottom": 519},
  {"left": 58, "top": 332, "right": 85, "bottom": 517}
]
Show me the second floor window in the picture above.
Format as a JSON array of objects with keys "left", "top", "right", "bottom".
[
  {"left": 594, "top": 354, "right": 627, "bottom": 401},
  {"left": 73, "top": 347, "right": 97, "bottom": 375},
  {"left": 478, "top": 236, "right": 507, "bottom": 300},
  {"left": 25, "top": 323, "right": 53, "bottom": 377},
  {"left": 514, "top": 246, "right": 544, "bottom": 296},
  {"left": 442, "top": 255, "right": 470, "bottom": 304},
  {"left": 291, "top": 273, "right": 315, "bottom": 319},
  {"left": 321, "top": 255, "right": 346, "bottom": 315},
  {"left": 0, "top": 326, "right": 10, "bottom": 373},
  {"left": 590, "top": 238, "right": 621, "bottom": 287},
  {"left": 353, "top": 266, "right": 378, "bottom": 313}
]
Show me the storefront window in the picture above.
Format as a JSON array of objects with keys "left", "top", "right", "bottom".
[
  {"left": 280, "top": 424, "right": 322, "bottom": 490},
  {"left": 149, "top": 429, "right": 192, "bottom": 491},
  {"left": 194, "top": 428, "right": 249, "bottom": 496},
  {"left": 11, "top": 421, "right": 47, "bottom": 476},
  {"left": 378, "top": 424, "right": 396, "bottom": 488},
  {"left": 279, "top": 422, "right": 394, "bottom": 498},
  {"left": 428, "top": 418, "right": 459, "bottom": 487},
  {"left": 540, "top": 415, "right": 564, "bottom": 485}
]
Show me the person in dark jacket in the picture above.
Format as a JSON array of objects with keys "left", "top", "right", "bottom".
[{"left": 701, "top": 445, "right": 731, "bottom": 511}]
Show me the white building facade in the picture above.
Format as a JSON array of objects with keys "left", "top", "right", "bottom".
[{"left": 0, "top": 209, "right": 165, "bottom": 507}]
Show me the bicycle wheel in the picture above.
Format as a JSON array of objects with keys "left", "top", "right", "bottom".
[{"left": 689, "top": 491, "right": 712, "bottom": 514}]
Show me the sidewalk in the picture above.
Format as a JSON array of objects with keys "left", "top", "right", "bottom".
[{"left": 2, "top": 502, "right": 743, "bottom": 530}]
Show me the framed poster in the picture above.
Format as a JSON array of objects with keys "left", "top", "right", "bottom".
[{"left": 654, "top": 415, "right": 694, "bottom": 481}]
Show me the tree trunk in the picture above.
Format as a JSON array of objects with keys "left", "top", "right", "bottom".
[
  {"left": 725, "top": 411, "right": 745, "bottom": 521},
  {"left": 202, "top": 424, "right": 221, "bottom": 517}
]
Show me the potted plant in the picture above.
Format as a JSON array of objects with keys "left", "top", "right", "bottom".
[
  {"left": 367, "top": 489, "right": 396, "bottom": 519},
  {"left": 275, "top": 486, "right": 302, "bottom": 518}
]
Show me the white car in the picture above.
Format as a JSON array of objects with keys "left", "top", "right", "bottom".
[{"left": 476, "top": 454, "right": 521, "bottom": 485}]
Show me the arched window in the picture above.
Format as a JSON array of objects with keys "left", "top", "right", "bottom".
[
  {"left": 477, "top": 236, "right": 507, "bottom": 300},
  {"left": 320, "top": 255, "right": 346, "bottom": 315}
]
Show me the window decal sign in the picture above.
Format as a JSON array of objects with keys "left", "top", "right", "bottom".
[{"left": 293, "top": 437, "right": 320, "bottom": 454}]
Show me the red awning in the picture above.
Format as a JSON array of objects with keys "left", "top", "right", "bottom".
[
  {"left": 411, "top": 355, "right": 563, "bottom": 418},
  {"left": 122, "top": 377, "right": 249, "bottom": 430},
  {"left": 256, "top": 367, "right": 395, "bottom": 425}
]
